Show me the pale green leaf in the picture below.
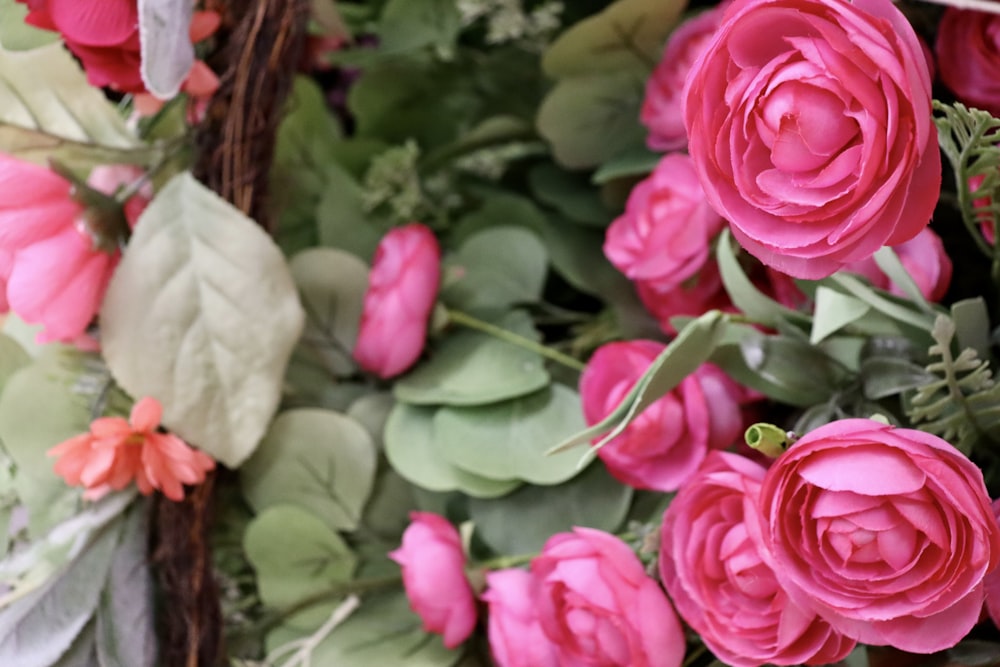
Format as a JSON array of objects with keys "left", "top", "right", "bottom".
[
  {"left": 315, "top": 163, "right": 383, "bottom": 259},
  {"left": 717, "top": 229, "right": 810, "bottom": 328},
  {"left": 384, "top": 403, "right": 520, "bottom": 498},
  {"left": 434, "top": 384, "right": 589, "bottom": 484},
  {"left": 528, "top": 163, "right": 609, "bottom": 227},
  {"left": 0, "top": 0, "right": 58, "bottom": 51},
  {"left": 346, "top": 392, "right": 396, "bottom": 449},
  {"left": 51, "top": 621, "right": 97, "bottom": 667},
  {"left": 240, "top": 409, "right": 377, "bottom": 532},
  {"left": 952, "top": 298, "right": 991, "bottom": 361},
  {"left": 441, "top": 226, "right": 548, "bottom": 311},
  {"left": 873, "top": 246, "right": 933, "bottom": 312},
  {"left": 469, "top": 463, "right": 632, "bottom": 554},
  {"left": 0, "top": 333, "right": 30, "bottom": 395},
  {"left": 591, "top": 144, "right": 661, "bottom": 184},
  {"left": 394, "top": 310, "right": 550, "bottom": 406},
  {"left": 290, "top": 246, "right": 369, "bottom": 377},
  {"left": 379, "top": 0, "right": 462, "bottom": 54},
  {"left": 860, "top": 357, "right": 936, "bottom": 400},
  {"left": 824, "top": 273, "right": 935, "bottom": 332},
  {"left": 244, "top": 505, "right": 357, "bottom": 629},
  {"left": 100, "top": 172, "right": 306, "bottom": 468},
  {"left": 810, "top": 287, "right": 871, "bottom": 344},
  {"left": 137, "top": 0, "right": 193, "bottom": 99}
]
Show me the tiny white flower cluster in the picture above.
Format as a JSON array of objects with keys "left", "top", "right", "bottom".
[{"left": 456, "top": 0, "right": 564, "bottom": 46}]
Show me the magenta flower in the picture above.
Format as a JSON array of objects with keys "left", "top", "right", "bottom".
[
  {"left": 936, "top": 8, "right": 1000, "bottom": 118},
  {"left": 389, "top": 512, "right": 477, "bottom": 649},
  {"left": 353, "top": 223, "right": 441, "bottom": 379}
]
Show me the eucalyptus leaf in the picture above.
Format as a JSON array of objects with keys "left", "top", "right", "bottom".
[
  {"left": 528, "top": 163, "right": 610, "bottom": 227},
  {"left": 441, "top": 226, "right": 548, "bottom": 311},
  {"left": 450, "top": 194, "right": 548, "bottom": 243},
  {"left": 0, "top": 42, "right": 137, "bottom": 165},
  {"left": 433, "top": 384, "right": 589, "bottom": 484},
  {"left": 95, "top": 504, "right": 156, "bottom": 667},
  {"left": 383, "top": 403, "right": 520, "bottom": 498},
  {"left": 138, "top": 0, "right": 194, "bottom": 99},
  {"left": 0, "top": 0, "right": 58, "bottom": 50},
  {"left": 244, "top": 505, "right": 357, "bottom": 628},
  {"left": 394, "top": 310, "right": 549, "bottom": 406},
  {"left": 361, "top": 467, "right": 419, "bottom": 540},
  {"left": 100, "top": 172, "right": 306, "bottom": 468},
  {"left": 0, "top": 515, "right": 121, "bottom": 667},
  {"left": 315, "top": 163, "right": 383, "bottom": 259},
  {"left": 0, "top": 333, "right": 30, "bottom": 395},
  {"left": 469, "top": 463, "right": 632, "bottom": 554},
  {"left": 290, "top": 246, "right": 369, "bottom": 377},
  {"left": 240, "top": 408, "right": 377, "bottom": 532},
  {"left": 810, "top": 287, "right": 871, "bottom": 344},
  {"left": 51, "top": 620, "right": 97, "bottom": 667},
  {"left": 378, "top": 0, "right": 462, "bottom": 54},
  {"left": 346, "top": 392, "right": 396, "bottom": 449}
]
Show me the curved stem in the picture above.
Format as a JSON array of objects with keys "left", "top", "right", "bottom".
[{"left": 446, "top": 309, "right": 587, "bottom": 372}]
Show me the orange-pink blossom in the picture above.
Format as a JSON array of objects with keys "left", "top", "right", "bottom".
[{"left": 47, "top": 397, "right": 214, "bottom": 502}]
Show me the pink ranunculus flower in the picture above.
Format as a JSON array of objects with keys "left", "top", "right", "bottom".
[
  {"left": 936, "top": 8, "right": 1000, "bottom": 118},
  {"left": 758, "top": 418, "right": 1000, "bottom": 653},
  {"left": 353, "top": 223, "right": 441, "bottom": 379},
  {"left": 640, "top": 5, "right": 728, "bottom": 151},
  {"left": 389, "top": 512, "right": 477, "bottom": 649},
  {"left": 604, "top": 153, "right": 725, "bottom": 292},
  {"left": 581, "top": 340, "right": 745, "bottom": 491},
  {"left": 844, "top": 228, "right": 953, "bottom": 302},
  {"left": 636, "top": 261, "right": 733, "bottom": 335},
  {"left": 660, "top": 451, "right": 856, "bottom": 667},
  {"left": 482, "top": 569, "right": 562, "bottom": 667},
  {"left": 984, "top": 499, "right": 1000, "bottom": 630},
  {"left": 533, "top": 527, "right": 685, "bottom": 667},
  {"left": 684, "top": 0, "right": 941, "bottom": 280}
]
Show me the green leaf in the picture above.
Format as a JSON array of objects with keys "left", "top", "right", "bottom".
[
  {"left": 244, "top": 505, "right": 357, "bottom": 628},
  {"left": 810, "top": 287, "right": 871, "bottom": 344},
  {"left": 315, "top": 163, "right": 384, "bottom": 259},
  {"left": 0, "top": 0, "right": 59, "bottom": 50},
  {"left": 0, "top": 351, "right": 90, "bottom": 536},
  {"left": 873, "top": 246, "right": 933, "bottom": 312},
  {"left": 553, "top": 310, "right": 727, "bottom": 453},
  {"left": 0, "top": 512, "right": 121, "bottom": 667},
  {"left": 469, "top": 463, "right": 632, "bottom": 554},
  {"left": 290, "top": 246, "right": 369, "bottom": 377},
  {"left": 100, "top": 172, "right": 306, "bottom": 468},
  {"left": 860, "top": 357, "right": 937, "bottom": 400},
  {"left": 536, "top": 71, "right": 648, "bottom": 170},
  {"left": 528, "top": 163, "right": 610, "bottom": 227},
  {"left": 0, "top": 42, "right": 139, "bottom": 166},
  {"left": 384, "top": 403, "right": 520, "bottom": 498},
  {"left": 952, "top": 298, "right": 991, "bottom": 361},
  {"left": 433, "top": 384, "right": 589, "bottom": 484},
  {"left": 441, "top": 226, "right": 548, "bottom": 311},
  {"left": 361, "top": 467, "right": 419, "bottom": 541},
  {"left": 450, "top": 194, "right": 548, "bottom": 243},
  {"left": 51, "top": 621, "right": 97, "bottom": 667},
  {"left": 394, "top": 310, "right": 550, "bottom": 406},
  {"left": 346, "top": 392, "right": 396, "bottom": 449},
  {"left": 240, "top": 409, "right": 377, "bottom": 532},
  {"left": 95, "top": 504, "right": 156, "bottom": 667},
  {"left": 542, "top": 0, "right": 687, "bottom": 77},
  {"left": 591, "top": 144, "right": 662, "bottom": 184},
  {"left": 824, "top": 273, "right": 935, "bottom": 333},
  {"left": 378, "top": 0, "right": 462, "bottom": 54},
  {"left": 0, "top": 333, "right": 30, "bottom": 395}
]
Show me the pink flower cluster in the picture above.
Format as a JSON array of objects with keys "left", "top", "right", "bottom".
[{"left": 391, "top": 513, "right": 685, "bottom": 666}]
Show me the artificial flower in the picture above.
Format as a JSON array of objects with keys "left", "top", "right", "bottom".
[
  {"left": 936, "top": 8, "right": 1000, "bottom": 118},
  {"left": 482, "top": 568, "right": 561, "bottom": 667}
]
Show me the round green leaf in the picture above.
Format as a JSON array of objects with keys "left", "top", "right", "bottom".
[
  {"left": 0, "top": 333, "right": 29, "bottom": 395},
  {"left": 346, "top": 392, "right": 396, "bottom": 449},
  {"left": 384, "top": 403, "right": 520, "bottom": 498},
  {"left": 440, "top": 226, "right": 548, "bottom": 311},
  {"left": 240, "top": 408, "right": 377, "bottom": 532},
  {"left": 469, "top": 463, "right": 633, "bottom": 554},
  {"left": 433, "top": 384, "right": 588, "bottom": 485},
  {"left": 394, "top": 310, "right": 550, "bottom": 406},
  {"left": 244, "top": 505, "right": 357, "bottom": 627}
]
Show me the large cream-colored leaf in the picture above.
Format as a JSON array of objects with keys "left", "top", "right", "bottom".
[{"left": 100, "top": 173, "right": 305, "bottom": 467}]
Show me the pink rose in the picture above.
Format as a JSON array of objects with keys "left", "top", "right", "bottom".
[
  {"left": 684, "top": 0, "right": 941, "bottom": 279},
  {"left": 936, "top": 8, "right": 1000, "bottom": 117},
  {"left": 636, "top": 261, "right": 733, "bottom": 335},
  {"left": 389, "top": 512, "right": 477, "bottom": 649},
  {"left": 532, "top": 527, "right": 685, "bottom": 667},
  {"left": 353, "top": 223, "right": 441, "bottom": 379},
  {"left": 640, "top": 5, "right": 727, "bottom": 151},
  {"left": 984, "top": 499, "right": 1000, "bottom": 629},
  {"left": 0, "top": 155, "right": 125, "bottom": 343},
  {"left": 660, "top": 452, "right": 856, "bottom": 666},
  {"left": 844, "top": 228, "right": 952, "bottom": 302},
  {"left": 581, "top": 340, "right": 745, "bottom": 491},
  {"left": 758, "top": 418, "right": 1000, "bottom": 653},
  {"left": 482, "top": 569, "right": 561, "bottom": 667},
  {"left": 604, "top": 153, "right": 725, "bottom": 292}
]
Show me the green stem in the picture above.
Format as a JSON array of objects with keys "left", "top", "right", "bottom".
[
  {"left": 682, "top": 644, "right": 709, "bottom": 667},
  {"left": 446, "top": 309, "right": 587, "bottom": 372}
]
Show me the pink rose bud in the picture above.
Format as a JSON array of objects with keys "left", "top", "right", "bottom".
[
  {"left": 604, "top": 153, "right": 725, "bottom": 293},
  {"left": 640, "top": 4, "right": 728, "bottom": 151},
  {"left": 581, "top": 340, "right": 746, "bottom": 492},
  {"left": 936, "top": 8, "right": 1000, "bottom": 118},
  {"left": 532, "top": 527, "right": 685, "bottom": 667},
  {"left": 660, "top": 452, "right": 856, "bottom": 666},
  {"left": 0, "top": 154, "right": 122, "bottom": 343},
  {"left": 353, "top": 223, "right": 441, "bottom": 379},
  {"left": 389, "top": 512, "right": 477, "bottom": 649},
  {"left": 482, "top": 569, "right": 560, "bottom": 667},
  {"left": 758, "top": 418, "right": 1000, "bottom": 653},
  {"left": 684, "top": 0, "right": 941, "bottom": 279}
]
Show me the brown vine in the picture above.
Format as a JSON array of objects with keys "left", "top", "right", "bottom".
[{"left": 148, "top": 1, "right": 310, "bottom": 666}]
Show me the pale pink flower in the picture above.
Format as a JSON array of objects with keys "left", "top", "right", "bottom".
[
  {"left": 389, "top": 512, "right": 477, "bottom": 649},
  {"left": 684, "top": 0, "right": 940, "bottom": 279},
  {"left": 758, "top": 418, "right": 1000, "bottom": 653},
  {"left": 660, "top": 452, "right": 856, "bottom": 666},
  {"left": 48, "top": 397, "right": 215, "bottom": 502},
  {"left": 353, "top": 223, "right": 441, "bottom": 378},
  {"left": 936, "top": 8, "right": 1000, "bottom": 118},
  {"left": 532, "top": 527, "right": 685, "bottom": 667}
]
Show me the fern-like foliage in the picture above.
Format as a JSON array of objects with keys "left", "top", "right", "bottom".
[
  {"left": 933, "top": 101, "right": 1000, "bottom": 260},
  {"left": 906, "top": 315, "right": 1000, "bottom": 455}
]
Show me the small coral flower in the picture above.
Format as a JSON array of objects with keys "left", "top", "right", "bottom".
[{"left": 48, "top": 397, "right": 215, "bottom": 502}]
